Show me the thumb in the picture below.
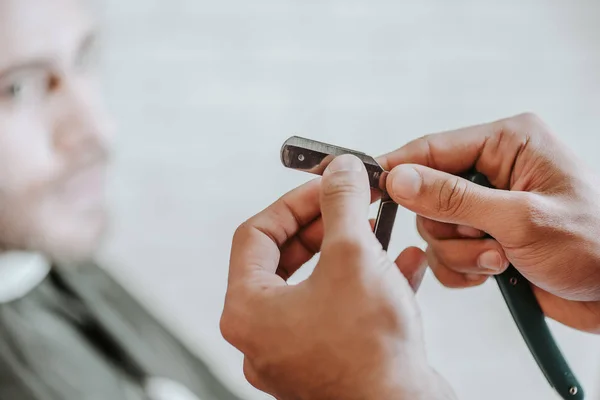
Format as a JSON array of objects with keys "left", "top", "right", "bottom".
[
  {"left": 387, "top": 164, "right": 515, "bottom": 234},
  {"left": 320, "top": 154, "right": 372, "bottom": 243}
]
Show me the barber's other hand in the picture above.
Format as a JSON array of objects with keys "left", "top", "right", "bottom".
[
  {"left": 221, "top": 155, "right": 455, "bottom": 400},
  {"left": 381, "top": 113, "right": 600, "bottom": 333}
]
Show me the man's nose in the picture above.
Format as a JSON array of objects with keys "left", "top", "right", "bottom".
[{"left": 52, "top": 79, "right": 114, "bottom": 162}]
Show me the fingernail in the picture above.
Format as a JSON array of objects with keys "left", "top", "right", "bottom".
[
  {"left": 478, "top": 250, "right": 505, "bottom": 272},
  {"left": 326, "top": 154, "right": 364, "bottom": 173},
  {"left": 457, "top": 225, "right": 485, "bottom": 238},
  {"left": 390, "top": 165, "right": 422, "bottom": 199}
]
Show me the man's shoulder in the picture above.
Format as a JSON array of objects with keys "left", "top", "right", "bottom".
[{"left": 52, "top": 262, "right": 243, "bottom": 400}]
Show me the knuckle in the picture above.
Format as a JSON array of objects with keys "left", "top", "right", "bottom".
[
  {"left": 233, "top": 221, "right": 251, "bottom": 244},
  {"left": 325, "top": 235, "right": 370, "bottom": 261},
  {"left": 243, "top": 360, "right": 263, "bottom": 390},
  {"left": 498, "top": 125, "right": 525, "bottom": 143},
  {"left": 515, "top": 112, "right": 543, "bottom": 127},
  {"left": 415, "top": 133, "right": 435, "bottom": 147},
  {"left": 510, "top": 192, "right": 554, "bottom": 242},
  {"left": 220, "top": 290, "right": 251, "bottom": 347},
  {"left": 248, "top": 356, "right": 275, "bottom": 386},
  {"left": 321, "top": 235, "right": 376, "bottom": 279},
  {"left": 413, "top": 134, "right": 436, "bottom": 167},
  {"left": 322, "top": 173, "right": 368, "bottom": 199},
  {"left": 435, "top": 177, "right": 469, "bottom": 217},
  {"left": 414, "top": 134, "right": 432, "bottom": 149},
  {"left": 510, "top": 112, "right": 552, "bottom": 140},
  {"left": 219, "top": 310, "right": 239, "bottom": 345}
]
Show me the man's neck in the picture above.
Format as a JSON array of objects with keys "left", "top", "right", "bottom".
[{"left": 0, "top": 251, "right": 51, "bottom": 303}]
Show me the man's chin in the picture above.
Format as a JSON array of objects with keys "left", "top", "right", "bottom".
[{"left": 33, "top": 209, "right": 110, "bottom": 266}]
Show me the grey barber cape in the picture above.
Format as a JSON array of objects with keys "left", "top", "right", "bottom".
[{"left": 0, "top": 252, "right": 241, "bottom": 400}]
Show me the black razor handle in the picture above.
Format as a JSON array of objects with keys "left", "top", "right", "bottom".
[{"left": 465, "top": 171, "right": 583, "bottom": 400}]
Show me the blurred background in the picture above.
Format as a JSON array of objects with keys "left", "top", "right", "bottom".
[{"left": 97, "top": 1, "right": 600, "bottom": 399}]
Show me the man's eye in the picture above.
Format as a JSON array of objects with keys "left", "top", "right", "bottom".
[
  {"left": 0, "top": 75, "right": 47, "bottom": 102},
  {"left": 0, "top": 82, "right": 24, "bottom": 99},
  {"left": 6, "top": 83, "right": 23, "bottom": 97}
]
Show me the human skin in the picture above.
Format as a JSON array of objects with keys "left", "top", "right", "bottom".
[
  {"left": 382, "top": 113, "right": 600, "bottom": 334},
  {"left": 0, "top": 0, "right": 113, "bottom": 264},
  {"left": 222, "top": 155, "right": 456, "bottom": 400}
]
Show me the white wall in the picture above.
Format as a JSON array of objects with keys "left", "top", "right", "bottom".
[{"left": 99, "top": 1, "right": 600, "bottom": 399}]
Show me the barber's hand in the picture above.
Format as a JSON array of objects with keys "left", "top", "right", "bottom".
[
  {"left": 380, "top": 113, "right": 600, "bottom": 334},
  {"left": 221, "top": 155, "right": 455, "bottom": 400}
]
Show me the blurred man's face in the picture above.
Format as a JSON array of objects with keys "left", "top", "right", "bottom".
[{"left": 0, "top": 0, "right": 112, "bottom": 263}]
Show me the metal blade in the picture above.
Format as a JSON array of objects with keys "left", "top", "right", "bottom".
[
  {"left": 374, "top": 197, "right": 398, "bottom": 251},
  {"left": 280, "top": 135, "right": 397, "bottom": 251},
  {"left": 281, "top": 136, "right": 386, "bottom": 191}
]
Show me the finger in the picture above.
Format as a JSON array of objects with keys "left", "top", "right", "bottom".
[
  {"left": 276, "top": 218, "right": 323, "bottom": 280},
  {"left": 417, "top": 216, "right": 485, "bottom": 241},
  {"left": 320, "top": 154, "right": 372, "bottom": 243},
  {"left": 417, "top": 216, "right": 456, "bottom": 241},
  {"left": 456, "top": 225, "right": 486, "bottom": 238},
  {"left": 394, "top": 246, "right": 427, "bottom": 292},
  {"left": 429, "top": 238, "right": 509, "bottom": 275},
  {"left": 532, "top": 287, "right": 600, "bottom": 334},
  {"left": 243, "top": 358, "right": 269, "bottom": 393},
  {"left": 387, "top": 163, "right": 518, "bottom": 234},
  {"left": 229, "top": 179, "right": 322, "bottom": 282},
  {"left": 275, "top": 217, "right": 378, "bottom": 281},
  {"left": 377, "top": 114, "right": 536, "bottom": 190},
  {"left": 427, "top": 248, "right": 488, "bottom": 288},
  {"left": 378, "top": 120, "right": 497, "bottom": 174}
]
